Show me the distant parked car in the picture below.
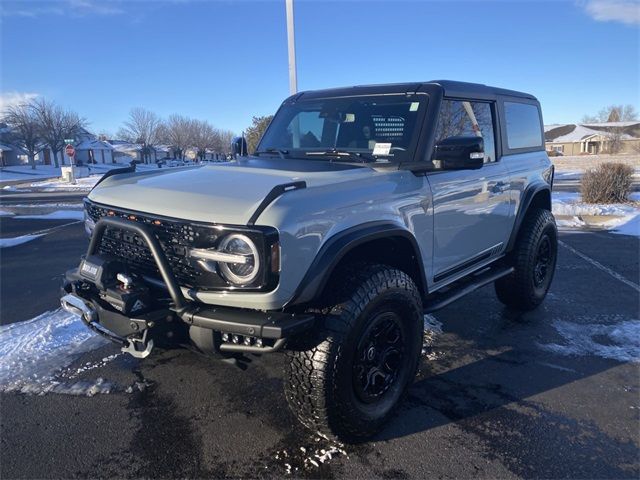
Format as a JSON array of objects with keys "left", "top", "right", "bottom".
[{"left": 167, "top": 159, "right": 185, "bottom": 167}]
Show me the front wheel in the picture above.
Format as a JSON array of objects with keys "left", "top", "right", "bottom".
[
  {"left": 495, "top": 208, "right": 558, "bottom": 311},
  {"left": 284, "top": 264, "right": 423, "bottom": 442}
]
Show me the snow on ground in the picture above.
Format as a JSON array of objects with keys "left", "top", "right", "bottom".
[
  {"left": 0, "top": 165, "right": 63, "bottom": 182},
  {"left": 0, "top": 234, "right": 43, "bottom": 248},
  {"left": 275, "top": 439, "right": 348, "bottom": 475},
  {"left": 553, "top": 199, "right": 637, "bottom": 217},
  {"left": 3, "top": 175, "right": 100, "bottom": 192},
  {"left": 15, "top": 210, "right": 84, "bottom": 221},
  {"left": 0, "top": 309, "right": 114, "bottom": 395},
  {"left": 0, "top": 163, "right": 134, "bottom": 183},
  {"left": 2, "top": 162, "right": 198, "bottom": 191},
  {"left": 552, "top": 192, "right": 640, "bottom": 236},
  {"left": 422, "top": 314, "right": 443, "bottom": 359},
  {"left": 612, "top": 215, "right": 640, "bottom": 237},
  {"left": 539, "top": 317, "right": 640, "bottom": 363}
]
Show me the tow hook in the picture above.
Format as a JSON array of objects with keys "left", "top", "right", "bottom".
[
  {"left": 61, "top": 293, "right": 154, "bottom": 357},
  {"left": 61, "top": 293, "right": 97, "bottom": 324},
  {"left": 122, "top": 329, "right": 154, "bottom": 359}
]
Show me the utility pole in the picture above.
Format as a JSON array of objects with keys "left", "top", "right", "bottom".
[{"left": 285, "top": 0, "right": 298, "bottom": 95}]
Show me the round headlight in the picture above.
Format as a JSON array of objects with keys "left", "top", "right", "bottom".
[{"left": 218, "top": 234, "right": 260, "bottom": 285}]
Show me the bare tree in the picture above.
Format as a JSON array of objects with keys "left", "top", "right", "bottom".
[
  {"left": 33, "top": 98, "right": 86, "bottom": 168},
  {"left": 605, "top": 129, "right": 625, "bottom": 154},
  {"left": 160, "top": 115, "right": 195, "bottom": 160},
  {"left": 216, "top": 129, "right": 236, "bottom": 155},
  {"left": 117, "top": 107, "right": 161, "bottom": 163},
  {"left": 582, "top": 105, "right": 639, "bottom": 123},
  {"left": 96, "top": 130, "right": 113, "bottom": 141},
  {"left": 581, "top": 105, "right": 639, "bottom": 154},
  {"left": 2, "top": 102, "right": 41, "bottom": 169},
  {"left": 191, "top": 120, "right": 219, "bottom": 161}
]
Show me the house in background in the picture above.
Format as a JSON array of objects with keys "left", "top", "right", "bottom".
[
  {"left": 0, "top": 143, "right": 28, "bottom": 167},
  {"left": 74, "top": 139, "right": 114, "bottom": 164},
  {"left": 34, "top": 128, "right": 115, "bottom": 165},
  {"left": 110, "top": 141, "right": 173, "bottom": 163},
  {"left": 545, "top": 121, "right": 640, "bottom": 155},
  {"left": 110, "top": 141, "right": 150, "bottom": 163},
  {"left": 0, "top": 123, "right": 29, "bottom": 166},
  {"left": 154, "top": 145, "right": 172, "bottom": 160}
]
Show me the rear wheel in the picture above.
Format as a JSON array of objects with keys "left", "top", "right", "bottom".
[
  {"left": 284, "top": 264, "right": 423, "bottom": 442},
  {"left": 495, "top": 208, "right": 557, "bottom": 310}
]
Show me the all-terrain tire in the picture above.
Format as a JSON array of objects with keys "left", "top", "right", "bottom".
[
  {"left": 495, "top": 208, "right": 558, "bottom": 311},
  {"left": 284, "top": 264, "right": 423, "bottom": 442}
]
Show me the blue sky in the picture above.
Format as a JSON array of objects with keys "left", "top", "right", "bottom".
[{"left": 2, "top": 0, "right": 639, "bottom": 135}]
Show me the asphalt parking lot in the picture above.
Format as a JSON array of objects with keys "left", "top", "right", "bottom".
[{"left": 1, "top": 213, "right": 638, "bottom": 479}]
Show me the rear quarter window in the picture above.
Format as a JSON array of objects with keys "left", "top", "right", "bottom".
[{"left": 504, "top": 102, "right": 543, "bottom": 150}]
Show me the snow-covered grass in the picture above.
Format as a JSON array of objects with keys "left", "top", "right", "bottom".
[
  {"left": 0, "top": 162, "right": 135, "bottom": 183},
  {"left": 2, "top": 162, "right": 197, "bottom": 191},
  {"left": 0, "top": 165, "right": 64, "bottom": 182},
  {"left": 553, "top": 198, "right": 637, "bottom": 217},
  {"left": 552, "top": 192, "right": 639, "bottom": 236},
  {"left": 3, "top": 175, "right": 100, "bottom": 192},
  {"left": 0, "top": 309, "right": 111, "bottom": 395},
  {"left": 539, "top": 317, "right": 640, "bottom": 363},
  {"left": 0, "top": 234, "right": 43, "bottom": 248}
]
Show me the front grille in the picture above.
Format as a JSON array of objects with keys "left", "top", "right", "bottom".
[
  {"left": 85, "top": 201, "right": 279, "bottom": 292},
  {"left": 86, "top": 202, "right": 208, "bottom": 288}
]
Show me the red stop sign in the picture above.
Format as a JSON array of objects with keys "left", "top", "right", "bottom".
[{"left": 65, "top": 144, "right": 75, "bottom": 157}]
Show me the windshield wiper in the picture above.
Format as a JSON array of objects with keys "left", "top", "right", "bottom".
[
  {"left": 305, "top": 149, "right": 377, "bottom": 163},
  {"left": 254, "top": 148, "right": 290, "bottom": 159}
]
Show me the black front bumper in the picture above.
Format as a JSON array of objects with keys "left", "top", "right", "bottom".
[{"left": 62, "top": 216, "right": 315, "bottom": 354}]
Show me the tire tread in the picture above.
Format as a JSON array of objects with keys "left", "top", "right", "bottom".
[
  {"left": 284, "top": 263, "right": 422, "bottom": 441},
  {"left": 495, "top": 208, "right": 557, "bottom": 310}
]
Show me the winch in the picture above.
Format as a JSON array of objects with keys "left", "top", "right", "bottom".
[{"left": 78, "top": 254, "right": 151, "bottom": 316}]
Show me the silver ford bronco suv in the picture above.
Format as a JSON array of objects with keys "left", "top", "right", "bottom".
[{"left": 61, "top": 80, "right": 557, "bottom": 441}]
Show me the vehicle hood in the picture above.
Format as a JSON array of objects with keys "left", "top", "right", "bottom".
[{"left": 87, "top": 161, "right": 376, "bottom": 225}]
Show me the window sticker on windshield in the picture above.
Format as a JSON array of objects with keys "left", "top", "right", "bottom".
[
  {"left": 373, "top": 142, "right": 392, "bottom": 156},
  {"left": 409, "top": 102, "right": 419, "bottom": 112}
]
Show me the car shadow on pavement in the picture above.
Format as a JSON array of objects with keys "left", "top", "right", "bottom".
[{"left": 374, "top": 303, "right": 638, "bottom": 478}]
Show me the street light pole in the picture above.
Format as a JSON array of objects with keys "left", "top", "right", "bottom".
[{"left": 285, "top": 0, "right": 298, "bottom": 95}]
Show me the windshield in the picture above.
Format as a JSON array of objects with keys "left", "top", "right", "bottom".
[{"left": 258, "top": 94, "right": 427, "bottom": 163}]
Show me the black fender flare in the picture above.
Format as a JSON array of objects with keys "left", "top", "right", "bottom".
[
  {"left": 285, "top": 221, "right": 427, "bottom": 307},
  {"left": 506, "top": 182, "right": 551, "bottom": 252}
]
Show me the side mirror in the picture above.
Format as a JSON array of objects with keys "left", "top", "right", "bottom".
[
  {"left": 433, "top": 136, "right": 485, "bottom": 170},
  {"left": 231, "top": 137, "right": 248, "bottom": 157}
]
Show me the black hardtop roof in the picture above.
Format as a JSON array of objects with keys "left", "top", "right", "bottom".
[{"left": 295, "top": 80, "right": 537, "bottom": 102}]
